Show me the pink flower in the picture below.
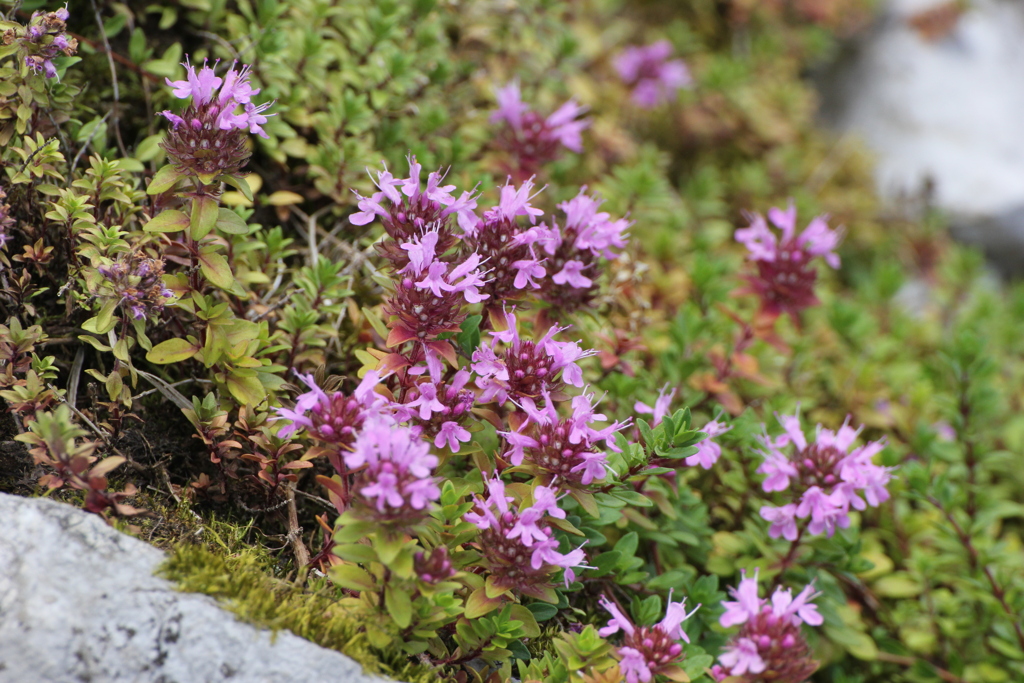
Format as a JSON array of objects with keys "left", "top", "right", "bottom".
[
  {"left": 760, "top": 503, "right": 799, "bottom": 541},
  {"left": 634, "top": 384, "right": 676, "bottom": 427},
  {"left": 599, "top": 593, "right": 698, "bottom": 682},
  {"left": 771, "top": 584, "right": 823, "bottom": 626},
  {"left": 512, "top": 258, "right": 546, "bottom": 289},
  {"left": 718, "top": 638, "right": 766, "bottom": 676},
  {"left": 552, "top": 260, "right": 592, "bottom": 288},
  {"left": 735, "top": 203, "right": 842, "bottom": 320},
  {"left": 347, "top": 419, "right": 440, "bottom": 522},
  {"left": 434, "top": 421, "right": 471, "bottom": 451},
  {"left": 491, "top": 83, "right": 591, "bottom": 176},
  {"left": 720, "top": 570, "right": 764, "bottom": 628},
  {"left": 716, "top": 574, "right": 822, "bottom": 681},
  {"left": 614, "top": 41, "right": 693, "bottom": 108},
  {"left": 686, "top": 419, "right": 731, "bottom": 469}
]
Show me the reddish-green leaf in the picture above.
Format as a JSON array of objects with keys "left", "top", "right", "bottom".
[
  {"left": 143, "top": 209, "right": 189, "bottom": 233},
  {"left": 198, "top": 249, "right": 234, "bottom": 289}
]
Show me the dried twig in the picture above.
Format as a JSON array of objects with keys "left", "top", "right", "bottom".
[{"left": 285, "top": 483, "right": 311, "bottom": 572}]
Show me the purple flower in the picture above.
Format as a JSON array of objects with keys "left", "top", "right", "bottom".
[
  {"left": 614, "top": 41, "right": 693, "bottom": 108},
  {"left": 757, "top": 412, "right": 893, "bottom": 540},
  {"left": 346, "top": 419, "right": 440, "bottom": 523},
  {"left": 634, "top": 384, "right": 676, "bottom": 427},
  {"left": 599, "top": 592, "right": 699, "bottom": 682},
  {"left": 735, "top": 203, "right": 843, "bottom": 320},
  {"left": 491, "top": 82, "right": 591, "bottom": 178},
  {"left": 760, "top": 503, "right": 799, "bottom": 541},
  {"left": 686, "top": 419, "right": 731, "bottom": 469},
  {"left": 464, "top": 476, "right": 587, "bottom": 594},
  {"left": 160, "top": 57, "right": 275, "bottom": 177},
  {"left": 720, "top": 569, "right": 764, "bottom": 628},
  {"left": 716, "top": 574, "right": 822, "bottom": 681},
  {"left": 717, "top": 638, "right": 766, "bottom": 677}
]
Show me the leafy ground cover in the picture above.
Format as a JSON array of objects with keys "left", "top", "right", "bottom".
[{"left": 2, "top": 0, "right": 1023, "bottom": 682}]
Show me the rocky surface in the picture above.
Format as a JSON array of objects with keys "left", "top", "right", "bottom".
[
  {"left": 819, "top": 0, "right": 1024, "bottom": 271},
  {"left": 0, "top": 493, "right": 391, "bottom": 683}
]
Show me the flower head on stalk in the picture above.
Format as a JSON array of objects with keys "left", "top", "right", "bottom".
[
  {"left": 350, "top": 157, "right": 478, "bottom": 268},
  {"left": 614, "top": 41, "right": 693, "bottom": 108},
  {"left": 471, "top": 311, "right": 594, "bottom": 406},
  {"left": 96, "top": 254, "right": 174, "bottom": 321},
  {"left": 735, "top": 203, "right": 842, "bottom": 322},
  {"left": 491, "top": 81, "right": 590, "bottom": 179},
  {"left": 599, "top": 593, "right": 700, "bottom": 683},
  {"left": 159, "top": 57, "right": 275, "bottom": 177},
  {"left": 464, "top": 477, "right": 587, "bottom": 597},
  {"left": 712, "top": 571, "right": 821, "bottom": 683},
  {"left": 398, "top": 370, "right": 476, "bottom": 451},
  {"left": 756, "top": 412, "right": 893, "bottom": 540},
  {"left": 12, "top": 6, "right": 77, "bottom": 80},
  {"left": 500, "top": 389, "right": 627, "bottom": 487},
  {"left": 383, "top": 246, "right": 490, "bottom": 345},
  {"left": 273, "top": 371, "right": 393, "bottom": 474},
  {"left": 462, "top": 178, "right": 550, "bottom": 303},
  {"left": 531, "top": 188, "right": 632, "bottom": 312},
  {"left": 344, "top": 418, "right": 440, "bottom": 527}
]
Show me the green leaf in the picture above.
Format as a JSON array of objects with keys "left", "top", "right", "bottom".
[
  {"left": 143, "top": 209, "right": 189, "bottom": 233},
  {"left": 872, "top": 573, "right": 923, "bottom": 598},
  {"left": 328, "top": 564, "right": 375, "bottom": 592},
  {"left": 465, "top": 586, "right": 503, "bottom": 619},
  {"left": 147, "top": 165, "right": 183, "bottom": 194},
  {"left": 198, "top": 249, "right": 235, "bottom": 289},
  {"left": 226, "top": 373, "right": 265, "bottom": 406},
  {"left": 507, "top": 604, "right": 540, "bottom": 638},
  {"left": 84, "top": 299, "right": 119, "bottom": 335},
  {"left": 385, "top": 586, "right": 413, "bottom": 628},
  {"left": 223, "top": 174, "right": 253, "bottom": 201},
  {"left": 457, "top": 314, "right": 482, "bottom": 355},
  {"left": 190, "top": 196, "right": 219, "bottom": 240},
  {"left": 526, "top": 602, "right": 558, "bottom": 621},
  {"left": 146, "top": 337, "right": 199, "bottom": 364},
  {"left": 215, "top": 208, "right": 250, "bottom": 234}
]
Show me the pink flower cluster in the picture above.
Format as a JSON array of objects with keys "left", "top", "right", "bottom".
[
  {"left": 713, "top": 571, "right": 821, "bottom": 682},
  {"left": 273, "top": 370, "right": 393, "bottom": 475},
  {"left": 500, "top": 389, "right": 627, "bottom": 486},
  {"left": 464, "top": 477, "right": 587, "bottom": 595},
  {"left": 614, "top": 41, "right": 693, "bottom": 108},
  {"left": 161, "top": 58, "right": 274, "bottom": 138},
  {"left": 349, "top": 157, "right": 477, "bottom": 236},
  {"left": 20, "top": 5, "right": 76, "bottom": 80},
  {"left": 757, "top": 412, "right": 893, "bottom": 540},
  {"left": 735, "top": 203, "right": 842, "bottom": 320},
  {"left": 471, "top": 311, "right": 593, "bottom": 405},
  {"left": 522, "top": 189, "right": 632, "bottom": 311},
  {"left": 345, "top": 418, "right": 441, "bottom": 525},
  {"left": 599, "top": 593, "right": 700, "bottom": 683},
  {"left": 491, "top": 81, "right": 590, "bottom": 179},
  {"left": 396, "top": 369, "right": 475, "bottom": 452}
]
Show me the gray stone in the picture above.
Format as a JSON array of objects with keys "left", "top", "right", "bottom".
[
  {"left": 0, "top": 493, "right": 392, "bottom": 683},
  {"left": 818, "top": 0, "right": 1024, "bottom": 272}
]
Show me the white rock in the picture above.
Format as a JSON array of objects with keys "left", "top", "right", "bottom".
[
  {"left": 0, "top": 493, "right": 395, "bottom": 683},
  {"left": 820, "top": 0, "right": 1024, "bottom": 268}
]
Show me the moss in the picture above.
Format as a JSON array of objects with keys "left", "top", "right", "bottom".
[{"left": 159, "top": 541, "right": 443, "bottom": 683}]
